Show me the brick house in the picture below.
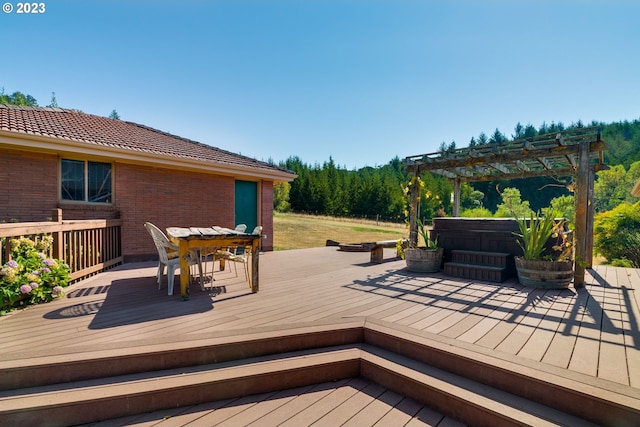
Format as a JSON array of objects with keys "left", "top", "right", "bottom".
[{"left": 0, "top": 104, "right": 296, "bottom": 261}]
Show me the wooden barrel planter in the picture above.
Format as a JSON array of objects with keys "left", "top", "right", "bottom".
[
  {"left": 515, "top": 257, "right": 573, "bottom": 289},
  {"left": 405, "top": 247, "right": 444, "bottom": 273}
]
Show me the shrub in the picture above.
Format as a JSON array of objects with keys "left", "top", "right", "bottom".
[
  {"left": 0, "top": 236, "right": 71, "bottom": 314},
  {"left": 594, "top": 201, "right": 640, "bottom": 267},
  {"left": 460, "top": 207, "right": 493, "bottom": 218}
]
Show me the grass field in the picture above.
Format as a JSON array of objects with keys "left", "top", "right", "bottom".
[{"left": 273, "top": 212, "right": 408, "bottom": 250}]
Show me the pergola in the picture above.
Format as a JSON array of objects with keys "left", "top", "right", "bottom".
[{"left": 402, "top": 126, "right": 609, "bottom": 286}]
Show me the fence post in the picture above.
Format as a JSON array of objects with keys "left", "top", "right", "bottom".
[{"left": 52, "top": 209, "right": 63, "bottom": 260}]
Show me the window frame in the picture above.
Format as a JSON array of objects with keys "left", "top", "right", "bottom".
[{"left": 60, "top": 158, "right": 114, "bottom": 205}]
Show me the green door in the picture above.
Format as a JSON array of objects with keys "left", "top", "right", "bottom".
[{"left": 235, "top": 180, "right": 258, "bottom": 231}]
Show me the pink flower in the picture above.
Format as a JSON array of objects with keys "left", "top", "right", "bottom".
[
  {"left": 52, "top": 286, "right": 64, "bottom": 297},
  {"left": 20, "top": 284, "right": 32, "bottom": 294},
  {"left": 30, "top": 282, "right": 39, "bottom": 290}
]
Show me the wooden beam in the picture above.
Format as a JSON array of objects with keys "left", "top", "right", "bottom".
[
  {"left": 453, "top": 178, "right": 460, "bottom": 217},
  {"left": 489, "top": 162, "right": 511, "bottom": 174},
  {"left": 409, "top": 174, "right": 420, "bottom": 247},
  {"left": 574, "top": 141, "right": 590, "bottom": 287},
  {"left": 536, "top": 156, "right": 552, "bottom": 170},
  {"left": 412, "top": 140, "right": 606, "bottom": 175},
  {"left": 586, "top": 166, "right": 595, "bottom": 267},
  {"left": 515, "top": 160, "right": 530, "bottom": 171},
  {"left": 460, "top": 167, "right": 576, "bottom": 183}
]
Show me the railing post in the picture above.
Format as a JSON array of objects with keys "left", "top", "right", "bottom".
[{"left": 52, "top": 209, "right": 64, "bottom": 260}]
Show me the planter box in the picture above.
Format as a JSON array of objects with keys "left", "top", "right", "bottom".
[
  {"left": 515, "top": 257, "right": 573, "bottom": 289},
  {"left": 405, "top": 247, "right": 444, "bottom": 273}
]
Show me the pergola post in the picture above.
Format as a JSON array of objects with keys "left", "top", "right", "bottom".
[
  {"left": 409, "top": 173, "right": 420, "bottom": 247},
  {"left": 586, "top": 166, "right": 595, "bottom": 267},
  {"left": 453, "top": 178, "right": 461, "bottom": 217},
  {"left": 574, "top": 141, "right": 590, "bottom": 287}
]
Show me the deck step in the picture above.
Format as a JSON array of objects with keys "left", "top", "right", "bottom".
[
  {"left": 444, "top": 250, "right": 511, "bottom": 282},
  {"left": 444, "top": 262, "right": 508, "bottom": 282},
  {"left": 0, "top": 346, "right": 361, "bottom": 426},
  {"left": 1, "top": 322, "right": 637, "bottom": 426},
  {"left": 360, "top": 345, "right": 599, "bottom": 427},
  {"left": 0, "top": 345, "right": 600, "bottom": 427},
  {"left": 450, "top": 249, "right": 510, "bottom": 267}
]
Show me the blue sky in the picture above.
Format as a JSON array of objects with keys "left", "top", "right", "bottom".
[{"left": 2, "top": 0, "right": 639, "bottom": 169}]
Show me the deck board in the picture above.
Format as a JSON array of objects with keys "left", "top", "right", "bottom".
[{"left": 1, "top": 246, "right": 639, "bottom": 425}]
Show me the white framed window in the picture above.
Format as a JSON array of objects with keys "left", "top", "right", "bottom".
[{"left": 61, "top": 159, "right": 113, "bottom": 204}]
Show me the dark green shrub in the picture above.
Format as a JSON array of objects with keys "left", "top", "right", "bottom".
[{"left": 594, "top": 201, "right": 640, "bottom": 267}]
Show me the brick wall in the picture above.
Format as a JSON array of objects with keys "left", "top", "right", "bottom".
[
  {"left": 115, "top": 164, "right": 276, "bottom": 261},
  {"left": 0, "top": 148, "right": 60, "bottom": 221},
  {"left": 1, "top": 146, "right": 276, "bottom": 261},
  {"left": 115, "top": 163, "right": 237, "bottom": 261}
]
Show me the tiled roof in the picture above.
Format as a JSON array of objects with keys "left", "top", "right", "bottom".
[{"left": 0, "top": 104, "right": 294, "bottom": 178}]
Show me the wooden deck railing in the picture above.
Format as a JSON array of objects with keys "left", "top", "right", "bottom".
[{"left": 0, "top": 209, "right": 123, "bottom": 283}]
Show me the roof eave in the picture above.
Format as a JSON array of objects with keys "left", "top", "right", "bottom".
[{"left": 0, "top": 131, "right": 296, "bottom": 182}]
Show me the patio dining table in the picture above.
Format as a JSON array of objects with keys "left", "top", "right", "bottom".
[{"left": 166, "top": 226, "right": 262, "bottom": 300}]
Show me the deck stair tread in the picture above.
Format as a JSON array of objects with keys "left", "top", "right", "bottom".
[
  {"left": 451, "top": 249, "right": 511, "bottom": 257},
  {"left": 444, "top": 250, "right": 511, "bottom": 282},
  {"left": 2, "top": 319, "right": 635, "bottom": 427},
  {"left": 0, "top": 345, "right": 361, "bottom": 425},
  {"left": 0, "top": 343, "right": 604, "bottom": 427},
  {"left": 445, "top": 262, "right": 505, "bottom": 271},
  {"left": 360, "top": 344, "right": 600, "bottom": 427}
]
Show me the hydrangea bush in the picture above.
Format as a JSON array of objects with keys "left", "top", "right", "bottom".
[{"left": 0, "top": 236, "right": 71, "bottom": 314}]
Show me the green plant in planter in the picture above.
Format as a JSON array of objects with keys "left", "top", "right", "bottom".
[
  {"left": 416, "top": 218, "right": 438, "bottom": 249},
  {"left": 404, "top": 218, "right": 443, "bottom": 273},
  {"left": 513, "top": 208, "right": 574, "bottom": 289},
  {"left": 514, "top": 208, "right": 572, "bottom": 262}
]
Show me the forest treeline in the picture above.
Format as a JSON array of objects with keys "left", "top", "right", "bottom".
[
  {"left": 274, "top": 120, "right": 640, "bottom": 223},
  {"left": 2, "top": 88, "right": 638, "bottom": 222}
]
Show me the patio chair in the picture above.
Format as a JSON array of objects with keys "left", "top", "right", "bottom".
[
  {"left": 216, "top": 225, "right": 262, "bottom": 283},
  {"left": 200, "top": 224, "right": 247, "bottom": 284},
  {"left": 144, "top": 222, "right": 203, "bottom": 295},
  {"left": 213, "top": 225, "right": 260, "bottom": 284}
]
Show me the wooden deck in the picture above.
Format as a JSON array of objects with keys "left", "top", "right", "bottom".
[{"left": 1, "top": 247, "right": 639, "bottom": 425}]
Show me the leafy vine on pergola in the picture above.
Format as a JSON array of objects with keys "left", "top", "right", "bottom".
[{"left": 402, "top": 126, "right": 609, "bottom": 286}]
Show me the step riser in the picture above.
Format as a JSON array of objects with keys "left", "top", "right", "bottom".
[
  {"left": 2, "top": 322, "right": 637, "bottom": 427},
  {"left": 365, "top": 325, "right": 638, "bottom": 427},
  {"left": 362, "top": 359, "right": 530, "bottom": 427},
  {"left": 451, "top": 252, "right": 509, "bottom": 267},
  {"left": 444, "top": 250, "right": 510, "bottom": 282},
  {"left": 444, "top": 263, "right": 508, "bottom": 282},
  {"left": 1, "top": 358, "right": 362, "bottom": 426},
  {"left": 0, "top": 326, "right": 364, "bottom": 391}
]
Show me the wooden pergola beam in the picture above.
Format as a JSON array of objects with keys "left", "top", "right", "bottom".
[
  {"left": 403, "top": 127, "right": 609, "bottom": 289},
  {"left": 408, "top": 140, "right": 607, "bottom": 175}
]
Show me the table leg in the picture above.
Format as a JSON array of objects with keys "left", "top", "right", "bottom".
[
  {"left": 251, "top": 238, "right": 259, "bottom": 292},
  {"left": 179, "top": 240, "right": 190, "bottom": 300}
]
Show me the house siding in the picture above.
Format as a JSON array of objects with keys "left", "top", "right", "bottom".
[
  {"left": 115, "top": 163, "right": 239, "bottom": 262},
  {"left": 0, "top": 148, "right": 59, "bottom": 221},
  {"left": 1, "top": 147, "right": 276, "bottom": 261}
]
